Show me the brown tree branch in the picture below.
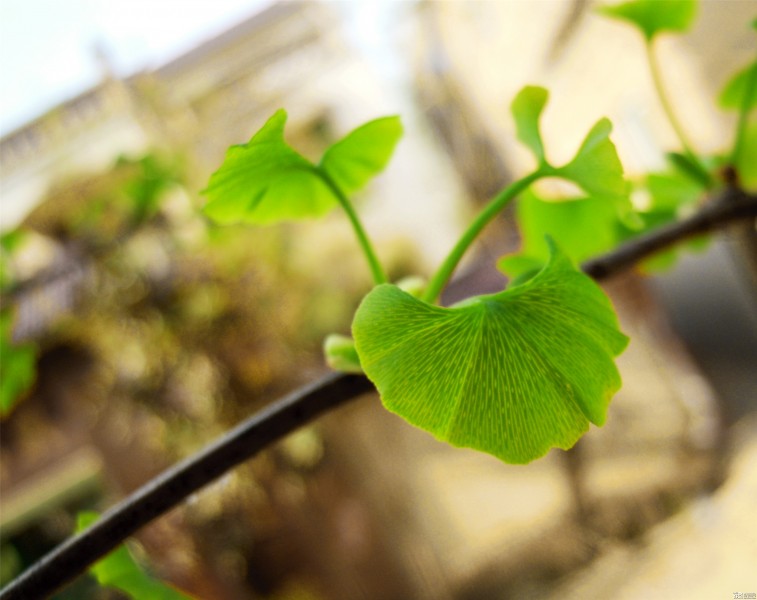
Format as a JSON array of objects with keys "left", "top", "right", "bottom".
[
  {"left": 0, "top": 373, "right": 373, "bottom": 600},
  {"left": 582, "top": 185, "right": 757, "bottom": 279},
  {"left": 2, "top": 186, "right": 755, "bottom": 600}
]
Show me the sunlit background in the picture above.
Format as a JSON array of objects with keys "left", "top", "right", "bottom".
[{"left": 1, "top": 1, "right": 756, "bottom": 598}]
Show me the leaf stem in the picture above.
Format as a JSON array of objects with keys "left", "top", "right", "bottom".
[
  {"left": 0, "top": 373, "right": 374, "bottom": 600},
  {"left": 645, "top": 40, "right": 708, "bottom": 179},
  {"left": 318, "top": 170, "right": 388, "bottom": 285},
  {"left": 582, "top": 185, "right": 757, "bottom": 279},
  {"left": 422, "top": 170, "right": 543, "bottom": 303}
]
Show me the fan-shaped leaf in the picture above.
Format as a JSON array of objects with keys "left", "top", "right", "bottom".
[
  {"left": 353, "top": 242, "right": 628, "bottom": 464},
  {"left": 203, "top": 112, "right": 403, "bottom": 226},
  {"left": 555, "top": 118, "right": 628, "bottom": 200},
  {"left": 597, "top": 0, "right": 698, "bottom": 41},
  {"left": 498, "top": 190, "right": 621, "bottom": 281},
  {"left": 320, "top": 116, "right": 402, "bottom": 194},
  {"left": 511, "top": 86, "right": 549, "bottom": 164},
  {"left": 509, "top": 87, "right": 627, "bottom": 202},
  {"left": 203, "top": 110, "right": 332, "bottom": 225},
  {"left": 719, "top": 60, "right": 757, "bottom": 111}
]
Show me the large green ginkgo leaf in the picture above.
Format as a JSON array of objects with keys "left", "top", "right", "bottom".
[{"left": 353, "top": 242, "right": 629, "bottom": 464}]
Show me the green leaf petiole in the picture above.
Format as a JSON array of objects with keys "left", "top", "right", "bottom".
[
  {"left": 422, "top": 170, "right": 544, "bottom": 303},
  {"left": 645, "top": 40, "right": 712, "bottom": 187},
  {"left": 317, "top": 168, "right": 388, "bottom": 285}
]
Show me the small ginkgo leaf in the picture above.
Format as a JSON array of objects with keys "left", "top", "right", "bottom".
[
  {"left": 203, "top": 112, "right": 403, "bottom": 226},
  {"left": 555, "top": 118, "right": 628, "bottom": 200},
  {"left": 395, "top": 275, "right": 427, "bottom": 298},
  {"left": 511, "top": 86, "right": 549, "bottom": 164},
  {"left": 665, "top": 151, "right": 713, "bottom": 189},
  {"left": 597, "top": 0, "right": 698, "bottom": 41},
  {"left": 324, "top": 334, "right": 363, "bottom": 373},
  {"left": 353, "top": 242, "right": 629, "bottom": 464},
  {"left": 719, "top": 60, "right": 757, "bottom": 112},
  {"left": 320, "top": 116, "right": 402, "bottom": 195},
  {"left": 509, "top": 86, "right": 627, "bottom": 201},
  {"left": 204, "top": 110, "right": 336, "bottom": 225},
  {"left": 498, "top": 190, "right": 621, "bottom": 281},
  {"left": 203, "top": 110, "right": 332, "bottom": 225},
  {"left": 646, "top": 169, "right": 704, "bottom": 214}
]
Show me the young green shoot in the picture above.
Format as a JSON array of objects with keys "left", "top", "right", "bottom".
[
  {"left": 598, "top": 0, "right": 711, "bottom": 185},
  {"left": 720, "top": 56, "right": 757, "bottom": 170},
  {"left": 203, "top": 110, "right": 401, "bottom": 286},
  {"left": 316, "top": 168, "right": 387, "bottom": 284},
  {"left": 422, "top": 171, "right": 542, "bottom": 303}
]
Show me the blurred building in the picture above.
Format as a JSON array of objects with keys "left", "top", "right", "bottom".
[{"left": 2, "top": 2, "right": 359, "bottom": 231}]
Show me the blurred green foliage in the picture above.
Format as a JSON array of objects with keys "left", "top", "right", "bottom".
[
  {"left": 1, "top": 145, "right": 387, "bottom": 595},
  {"left": 1, "top": 231, "right": 37, "bottom": 417},
  {"left": 597, "top": 0, "right": 698, "bottom": 41},
  {"left": 0, "top": 311, "right": 36, "bottom": 416}
]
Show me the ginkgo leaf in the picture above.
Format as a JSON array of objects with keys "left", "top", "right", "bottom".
[
  {"left": 597, "top": 0, "right": 698, "bottom": 41},
  {"left": 613, "top": 166, "right": 709, "bottom": 273},
  {"left": 719, "top": 59, "right": 757, "bottom": 190},
  {"left": 203, "top": 112, "right": 403, "bottom": 226},
  {"left": 324, "top": 334, "right": 363, "bottom": 373},
  {"left": 511, "top": 86, "right": 549, "bottom": 164},
  {"left": 77, "top": 512, "right": 194, "bottom": 599},
  {"left": 203, "top": 110, "right": 331, "bottom": 225},
  {"left": 555, "top": 118, "right": 628, "bottom": 200},
  {"left": 509, "top": 85, "right": 627, "bottom": 201},
  {"left": 645, "top": 169, "right": 704, "bottom": 214},
  {"left": 665, "top": 151, "right": 713, "bottom": 189},
  {"left": 718, "top": 59, "right": 757, "bottom": 111},
  {"left": 498, "top": 190, "right": 621, "bottom": 281},
  {"left": 353, "top": 241, "right": 629, "bottom": 464},
  {"left": 320, "top": 116, "right": 402, "bottom": 195}
]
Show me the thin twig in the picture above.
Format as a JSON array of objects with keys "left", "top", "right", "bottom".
[
  {"left": 0, "top": 373, "right": 373, "bottom": 600},
  {"left": 2, "top": 187, "right": 755, "bottom": 600},
  {"left": 583, "top": 186, "right": 757, "bottom": 279}
]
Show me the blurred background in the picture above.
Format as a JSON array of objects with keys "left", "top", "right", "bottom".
[{"left": 1, "top": 1, "right": 756, "bottom": 598}]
